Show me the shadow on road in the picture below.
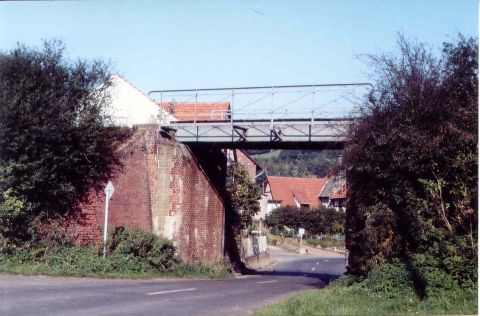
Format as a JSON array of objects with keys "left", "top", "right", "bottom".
[{"left": 246, "top": 269, "right": 341, "bottom": 284}]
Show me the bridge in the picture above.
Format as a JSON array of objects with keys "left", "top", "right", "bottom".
[{"left": 149, "top": 83, "right": 372, "bottom": 149}]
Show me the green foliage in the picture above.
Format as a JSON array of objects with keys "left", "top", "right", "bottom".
[
  {"left": 108, "top": 227, "right": 179, "bottom": 271},
  {"left": 226, "top": 163, "right": 261, "bottom": 231},
  {"left": 254, "top": 263, "right": 477, "bottom": 316},
  {"left": 0, "top": 189, "right": 27, "bottom": 244},
  {"left": 342, "top": 34, "right": 478, "bottom": 290},
  {"left": 306, "top": 236, "right": 344, "bottom": 250},
  {"left": 0, "top": 40, "right": 131, "bottom": 241},
  {"left": 251, "top": 149, "right": 341, "bottom": 177},
  {"left": 265, "top": 205, "right": 345, "bottom": 236},
  {"left": 170, "top": 261, "right": 233, "bottom": 279},
  {"left": 0, "top": 227, "right": 232, "bottom": 279}
]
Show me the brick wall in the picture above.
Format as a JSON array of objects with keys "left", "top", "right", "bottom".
[
  {"left": 168, "top": 145, "right": 225, "bottom": 261},
  {"left": 71, "top": 125, "right": 226, "bottom": 262},
  {"left": 70, "top": 126, "right": 156, "bottom": 244}
]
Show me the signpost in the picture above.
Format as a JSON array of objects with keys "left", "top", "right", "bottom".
[
  {"left": 103, "top": 181, "right": 114, "bottom": 258},
  {"left": 298, "top": 228, "right": 305, "bottom": 254}
]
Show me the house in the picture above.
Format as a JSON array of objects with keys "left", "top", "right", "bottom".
[
  {"left": 328, "top": 184, "right": 347, "bottom": 211},
  {"left": 105, "top": 74, "right": 175, "bottom": 126},
  {"left": 267, "top": 175, "right": 346, "bottom": 211},
  {"left": 159, "top": 102, "right": 230, "bottom": 121},
  {"left": 318, "top": 177, "right": 343, "bottom": 206},
  {"left": 267, "top": 176, "right": 329, "bottom": 209}
]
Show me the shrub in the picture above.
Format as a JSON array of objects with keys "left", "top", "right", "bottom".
[
  {"left": 266, "top": 206, "right": 344, "bottom": 236},
  {"left": 306, "top": 238, "right": 322, "bottom": 247},
  {"left": 0, "top": 40, "right": 131, "bottom": 242},
  {"left": 342, "top": 34, "right": 478, "bottom": 290},
  {"left": 0, "top": 227, "right": 233, "bottom": 279},
  {"left": 268, "top": 235, "right": 279, "bottom": 246},
  {"left": 108, "top": 227, "right": 179, "bottom": 271}
]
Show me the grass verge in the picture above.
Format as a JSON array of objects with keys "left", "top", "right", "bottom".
[
  {"left": 253, "top": 264, "right": 477, "bottom": 316},
  {"left": 0, "top": 245, "right": 233, "bottom": 279}
]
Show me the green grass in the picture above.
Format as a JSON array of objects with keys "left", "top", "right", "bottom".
[
  {"left": 253, "top": 264, "right": 478, "bottom": 316},
  {"left": 253, "top": 285, "right": 477, "bottom": 316},
  {"left": 0, "top": 245, "right": 233, "bottom": 280}
]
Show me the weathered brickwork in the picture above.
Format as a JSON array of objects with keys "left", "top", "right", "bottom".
[
  {"left": 71, "top": 125, "right": 226, "bottom": 262},
  {"left": 168, "top": 146, "right": 225, "bottom": 261}
]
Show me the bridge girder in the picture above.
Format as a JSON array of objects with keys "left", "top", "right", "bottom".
[{"left": 160, "top": 118, "right": 352, "bottom": 149}]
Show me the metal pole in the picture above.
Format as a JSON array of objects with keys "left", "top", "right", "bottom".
[
  {"left": 103, "top": 197, "right": 109, "bottom": 258},
  {"left": 270, "top": 87, "right": 275, "bottom": 128},
  {"left": 299, "top": 234, "right": 303, "bottom": 254},
  {"left": 194, "top": 90, "right": 198, "bottom": 124},
  {"left": 231, "top": 88, "right": 234, "bottom": 141}
]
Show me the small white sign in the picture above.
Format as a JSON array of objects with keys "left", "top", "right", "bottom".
[
  {"left": 298, "top": 228, "right": 305, "bottom": 236},
  {"left": 104, "top": 181, "right": 114, "bottom": 199}
]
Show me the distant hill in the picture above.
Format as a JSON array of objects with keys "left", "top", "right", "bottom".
[{"left": 247, "top": 149, "right": 342, "bottom": 178}]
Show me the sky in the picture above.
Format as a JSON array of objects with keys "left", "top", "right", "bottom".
[{"left": 0, "top": 1, "right": 477, "bottom": 95}]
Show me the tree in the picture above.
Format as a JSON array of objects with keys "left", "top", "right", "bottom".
[
  {"left": 0, "top": 40, "right": 130, "bottom": 241},
  {"left": 342, "top": 34, "right": 477, "bottom": 289},
  {"left": 226, "top": 163, "right": 261, "bottom": 233},
  {"left": 265, "top": 205, "right": 344, "bottom": 236}
]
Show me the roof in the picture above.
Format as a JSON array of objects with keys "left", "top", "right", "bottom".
[
  {"left": 159, "top": 102, "right": 230, "bottom": 121},
  {"left": 268, "top": 176, "right": 329, "bottom": 208},
  {"left": 318, "top": 177, "right": 342, "bottom": 198},
  {"left": 330, "top": 184, "right": 347, "bottom": 200}
]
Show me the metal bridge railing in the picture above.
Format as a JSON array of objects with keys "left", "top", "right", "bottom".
[{"left": 149, "top": 83, "right": 373, "bottom": 126}]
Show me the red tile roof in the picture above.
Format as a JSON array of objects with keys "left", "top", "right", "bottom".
[
  {"left": 268, "top": 176, "right": 329, "bottom": 208},
  {"left": 159, "top": 102, "right": 230, "bottom": 121}
]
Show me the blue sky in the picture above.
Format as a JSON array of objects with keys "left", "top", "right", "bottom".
[{"left": 0, "top": 1, "right": 477, "bottom": 93}]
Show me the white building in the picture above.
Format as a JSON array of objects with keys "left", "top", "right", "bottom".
[{"left": 106, "top": 74, "right": 175, "bottom": 127}]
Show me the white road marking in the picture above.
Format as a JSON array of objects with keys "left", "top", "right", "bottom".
[
  {"left": 311, "top": 267, "right": 316, "bottom": 271},
  {"left": 324, "top": 259, "right": 329, "bottom": 262},
  {"left": 316, "top": 262, "right": 319, "bottom": 265},
  {"left": 146, "top": 288, "right": 197, "bottom": 296},
  {"left": 256, "top": 280, "right": 278, "bottom": 284}
]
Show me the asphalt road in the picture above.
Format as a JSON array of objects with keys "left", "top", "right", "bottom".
[{"left": 0, "top": 250, "right": 346, "bottom": 316}]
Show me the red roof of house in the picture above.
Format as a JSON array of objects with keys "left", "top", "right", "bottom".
[
  {"left": 268, "top": 176, "right": 329, "bottom": 208},
  {"left": 330, "top": 184, "right": 346, "bottom": 200},
  {"left": 159, "top": 102, "right": 230, "bottom": 121}
]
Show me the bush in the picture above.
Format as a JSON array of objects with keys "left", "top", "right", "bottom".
[
  {"left": 108, "top": 227, "right": 179, "bottom": 271},
  {"left": 0, "top": 227, "right": 232, "bottom": 279},
  {"left": 342, "top": 34, "right": 478, "bottom": 290},
  {"left": 173, "top": 261, "right": 233, "bottom": 279},
  {"left": 268, "top": 235, "right": 279, "bottom": 246},
  {"left": 359, "top": 263, "right": 416, "bottom": 298},
  {"left": 266, "top": 206, "right": 344, "bottom": 236},
  {"left": 0, "top": 40, "right": 131, "bottom": 242}
]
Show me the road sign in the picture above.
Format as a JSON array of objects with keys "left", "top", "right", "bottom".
[
  {"left": 104, "top": 181, "right": 114, "bottom": 200},
  {"left": 103, "top": 181, "right": 114, "bottom": 258},
  {"left": 298, "top": 228, "right": 305, "bottom": 236}
]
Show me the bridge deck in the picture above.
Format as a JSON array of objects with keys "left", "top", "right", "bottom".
[{"left": 160, "top": 118, "right": 353, "bottom": 148}]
